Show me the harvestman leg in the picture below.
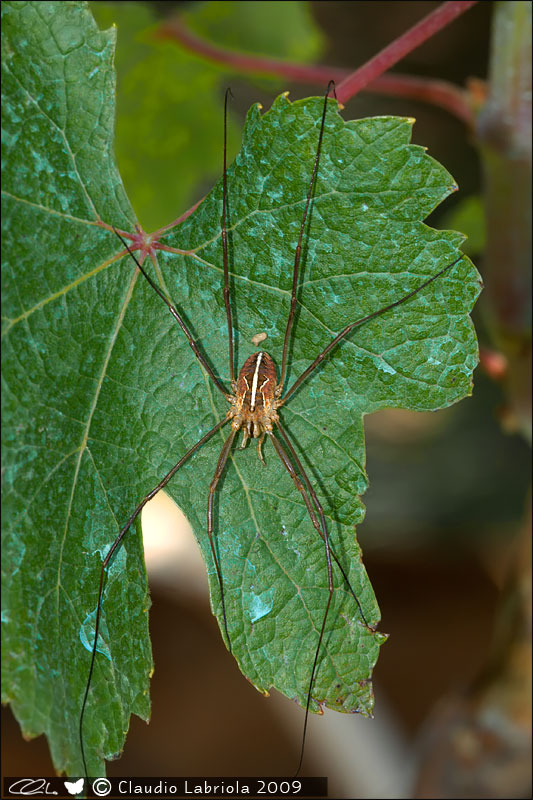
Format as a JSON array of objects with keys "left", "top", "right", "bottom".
[
  {"left": 222, "top": 88, "right": 235, "bottom": 387},
  {"left": 279, "top": 80, "right": 336, "bottom": 391},
  {"left": 275, "top": 80, "right": 370, "bottom": 614},
  {"left": 79, "top": 416, "right": 229, "bottom": 777},
  {"left": 272, "top": 79, "right": 466, "bottom": 772},
  {"left": 271, "top": 422, "right": 369, "bottom": 624},
  {"left": 264, "top": 81, "right": 373, "bottom": 772},
  {"left": 82, "top": 137, "right": 240, "bottom": 769},
  {"left": 114, "top": 104, "right": 240, "bottom": 654},
  {"left": 206, "top": 427, "right": 238, "bottom": 653},
  {"left": 282, "top": 254, "right": 464, "bottom": 405},
  {"left": 96, "top": 87, "right": 248, "bottom": 761},
  {"left": 267, "top": 429, "right": 336, "bottom": 776},
  {"left": 274, "top": 254, "right": 464, "bottom": 774},
  {"left": 113, "top": 231, "right": 229, "bottom": 398},
  {"left": 276, "top": 79, "right": 464, "bottom": 403},
  {"left": 276, "top": 421, "right": 370, "bottom": 626}
]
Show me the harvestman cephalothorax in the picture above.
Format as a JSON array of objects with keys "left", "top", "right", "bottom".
[{"left": 79, "top": 81, "right": 467, "bottom": 777}]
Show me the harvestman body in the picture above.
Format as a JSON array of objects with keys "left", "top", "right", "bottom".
[
  {"left": 79, "top": 82, "right": 465, "bottom": 777},
  {"left": 231, "top": 351, "right": 279, "bottom": 458}
]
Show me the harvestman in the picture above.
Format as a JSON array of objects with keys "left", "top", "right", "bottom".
[{"left": 79, "top": 82, "right": 464, "bottom": 776}]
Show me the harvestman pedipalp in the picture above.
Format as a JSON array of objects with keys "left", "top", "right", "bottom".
[{"left": 79, "top": 81, "right": 464, "bottom": 777}]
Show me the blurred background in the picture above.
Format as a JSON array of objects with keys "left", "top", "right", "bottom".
[{"left": 3, "top": 2, "right": 530, "bottom": 797}]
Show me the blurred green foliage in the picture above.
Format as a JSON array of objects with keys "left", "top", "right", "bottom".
[
  {"left": 90, "top": 1, "right": 324, "bottom": 231},
  {"left": 443, "top": 194, "right": 486, "bottom": 256}
]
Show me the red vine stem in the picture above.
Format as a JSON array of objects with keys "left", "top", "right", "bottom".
[
  {"left": 156, "top": 1, "right": 476, "bottom": 125},
  {"left": 156, "top": 19, "right": 348, "bottom": 84},
  {"left": 335, "top": 0, "right": 479, "bottom": 103},
  {"left": 363, "top": 73, "right": 473, "bottom": 125}
]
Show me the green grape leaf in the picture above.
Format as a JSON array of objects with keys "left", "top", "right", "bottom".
[{"left": 1, "top": 0, "right": 481, "bottom": 780}]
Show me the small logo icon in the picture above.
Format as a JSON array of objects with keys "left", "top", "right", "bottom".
[
  {"left": 92, "top": 778, "right": 112, "bottom": 796},
  {"left": 64, "top": 779, "right": 84, "bottom": 795}
]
